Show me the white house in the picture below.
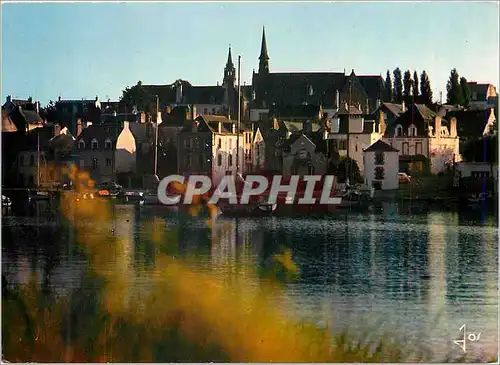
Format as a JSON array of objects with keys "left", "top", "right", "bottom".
[{"left": 363, "top": 139, "right": 399, "bottom": 190}]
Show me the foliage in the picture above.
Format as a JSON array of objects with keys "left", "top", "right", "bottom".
[
  {"left": 446, "top": 69, "right": 464, "bottom": 106},
  {"left": 461, "top": 135, "right": 497, "bottom": 164},
  {"left": 403, "top": 70, "right": 413, "bottom": 105},
  {"left": 328, "top": 156, "right": 362, "bottom": 184},
  {"left": 420, "top": 71, "right": 433, "bottom": 105},
  {"left": 412, "top": 71, "right": 419, "bottom": 101},
  {"left": 385, "top": 70, "right": 393, "bottom": 102},
  {"left": 460, "top": 77, "right": 471, "bottom": 108},
  {"left": 374, "top": 166, "right": 385, "bottom": 180},
  {"left": 393, "top": 68, "right": 403, "bottom": 103},
  {"left": 120, "top": 81, "right": 154, "bottom": 114}
]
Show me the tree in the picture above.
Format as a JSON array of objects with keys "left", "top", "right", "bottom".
[
  {"left": 460, "top": 77, "right": 471, "bottom": 108},
  {"left": 403, "top": 70, "right": 413, "bottom": 105},
  {"left": 120, "top": 80, "right": 153, "bottom": 114},
  {"left": 446, "top": 69, "right": 464, "bottom": 106},
  {"left": 39, "top": 100, "right": 58, "bottom": 123},
  {"left": 393, "top": 68, "right": 403, "bottom": 103},
  {"left": 413, "top": 71, "right": 419, "bottom": 102},
  {"left": 385, "top": 70, "right": 393, "bottom": 102},
  {"left": 327, "top": 156, "right": 362, "bottom": 184},
  {"left": 420, "top": 71, "right": 433, "bottom": 105}
]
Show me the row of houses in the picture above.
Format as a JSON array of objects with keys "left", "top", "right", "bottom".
[{"left": 2, "top": 94, "right": 497, "bottom": 191}]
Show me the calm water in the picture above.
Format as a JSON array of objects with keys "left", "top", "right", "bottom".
[{"left": 2, "top": 201, "right": 498, "bottom": 361}]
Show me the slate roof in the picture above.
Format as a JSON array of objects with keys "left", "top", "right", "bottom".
[
  {"left": 75, "top": 122, "right": 123, "bottom": 148},
  {"left": 468, "top": 82, "right": 491, "bottom": 101},
  {"left": 363, "top": 139, "right": 399, "bottom": 153},
  {"left": 271, "top": 104, "right": 321, "bottom": 119},
  {"left": 19, "top": 126, "right": 56, "bottom": 151},
  {"left": 386, "top": 103, "right": 441, "bottom": 136}
]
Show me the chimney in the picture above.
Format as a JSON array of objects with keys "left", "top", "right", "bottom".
[
  {"left": 140, "top": 112, "right": 146, "bottom": 124},
  {"left": 434, "top": 116, "right": 441, "bottom": 138},
  {"left": 335, "top": 89, "right": 340, "bottom": 110},
  {"left": 365, "top": 98, "right": 370, "bottom": 114},
  {"left": 58, "top": 96, "right": 61, "bottom": 102},
  {"left": 35, "top": 101, "right": 40, "bottom": 114},
  {"left": 401, "top": 100, "right": 406, "bottom": 112},
  {"left": 6, "top": 95, "right": 11, "bottom": 103},
  {"left": 28, "top": 96, "right": 33, "bottom": 104},
  {"left": 378, "top": 111, "right": 386, "bottom": 135},
  {"left": 54, "top": 123, "right": 61, "bottom": 137},
  {"left": 76, "top": 118, "right": 83, "bottom": 137},
  {"left": 450, "top": 117, "right": 457, "bottom": 137},
  {"left": 232, "top": 123, "right": 236, "bottom": 134},
  {"left": 218, "top": 122, "right": 222, "bottom": 133}
]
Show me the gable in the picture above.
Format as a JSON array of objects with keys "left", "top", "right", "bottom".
[{"left": 290, "top": 134, "right": 315, "bottom": 154}]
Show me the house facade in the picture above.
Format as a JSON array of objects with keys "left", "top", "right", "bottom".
[
  {"left": 363, "top": 140, "right": 399, "bottom": 190},
  {"left": 75, "top": 121, "right": 137, "bottom": 185},
  {"left": 177, "top": 115, "right": 245, "bottom": 185},
  {"left": 281, "top": 133, "right": 328, "bottom": 176},
  {"left": 381, "top": 103, "right": 460, "bottom": 174}
]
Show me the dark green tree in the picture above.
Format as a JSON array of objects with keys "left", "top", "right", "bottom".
[
  {"left": 403, "top": 70, "right": 413, "bottom": 105},
  {"left": 420, "top": 71, "right": 433, "bottom": 105},
  {"left": 413, "top": 71, "right": 419, "bottom": 102},
  {"left": 120, "top": 80, "right": 153, "bottom": 114},
  {"left": 385, "top": 70, "right": 393, "bottom": 102},
  {"left": 460, "top": 77, "right": 471, "bottom": 108},
  {"left": 393, "top": 68, "right": 403, "bottom": 103},
  {"left": 327, "top": 156, "right": 362, "bottom": 184},
  {"left": 446, "top": 69, "right": 464, "bottom": 106}
]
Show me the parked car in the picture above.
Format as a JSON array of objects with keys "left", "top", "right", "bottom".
[
  {"left": 96, "top": 181, "right": 122, "bottom": 197},
  {"left": 398, "top": 172, "right": 412, "bottom": 184}
]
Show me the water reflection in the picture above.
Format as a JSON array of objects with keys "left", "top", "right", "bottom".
[{"left": 2, "top": 203, "right": 498, "bottom": 360}]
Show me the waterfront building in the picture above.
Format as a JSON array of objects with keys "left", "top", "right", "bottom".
[
  {"left": 176, "top": 115, "right": 245, "bottom": 185},
  {"left": 362, "top": 139, "right": 399, "bottom": 190}
]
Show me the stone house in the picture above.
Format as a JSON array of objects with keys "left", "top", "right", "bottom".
[{"left": 363, "top": 139, "right": 399, "bottom": 190}]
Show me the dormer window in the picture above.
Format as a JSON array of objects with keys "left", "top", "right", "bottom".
[
  {"left": 105, "top": 138, "right": 112, "bottom": 149},
  {"left": 395, "top": 125, "right": 403, "bottom": 137},
  {"left": 408, "top": 124, "right": 417, "bottom": 137},
  {"left": 91, "top": 138, "right": 98, "bottom": 150},
  {"left": 78, "top": 140, "right": 85, "bottom": 149}
]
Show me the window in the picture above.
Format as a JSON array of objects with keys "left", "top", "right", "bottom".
[
  {"left": 472, "top": 92, "right": 478, "bottom": 101},
  {"left": 415, "top": 142, "right": 423, "bottom": 155},
  {"left": 30, "top": 154, "right": 35, "bottom": 166},
  {"left": 91, "top": 138, "right": 98, "bottom": 150},
  {"left": 229, "top": 139, "right": 232, "bottom": 151},
  {"left": 217, "top": 153, "right": 222, "bottom": 166},
  {"left": 106, "top": 158, "right": 112, "bottom": 167},
  {"left": 408, "top": 125, "right": 417, "bottom": 137},
  {"left": 92, "top": 158, "right": 99, "bottom": 170},
  {"left": 217, "top": 138, "right": 222, "bottom": 149},
  {"left": 395, "top": 125, "right": 403, "bottom": 137},
  {"left": 212, "top": 108, "right": 216, "bottom": 114},
  {"left": 339, "top": 140, "right": 347, "bottom": 150},
  {"left": 355, "top": 144, "right": 358, "bottom": 152},
  {"left": 78, "top": 140, "right": 85, "bottom": 149},
  {"left": 228, "top": 154, "right": 233, "bottom": 166},
  {"left": 374, "top": 152, "right": 385, "bottom": 165},
  {"left": 472, "top": 171, "right": 490, "bottom": 178},
  {"left": 402, "top": 142, "right": 409, "bottom": 155},
  {"left": 105, "top": 138, "right": 112, "bottom": 149}
]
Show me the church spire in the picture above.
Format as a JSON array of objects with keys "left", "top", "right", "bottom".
[
  {"left": 258, "top": 26, "right": 269, "bottom": 74},
  {"left": 223, "top": 45, "right": 235, "bottom": 87},
  {"left": 226, "top": 45, "right": 234, "bottom": 69}
]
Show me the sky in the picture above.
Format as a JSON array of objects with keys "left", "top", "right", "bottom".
[{"left": 1, "top": 1, "right": 499, "bottom": 106}]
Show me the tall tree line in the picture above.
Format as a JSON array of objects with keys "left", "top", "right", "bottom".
[
  {"left": 385, "top": 69, "right": 433, "bottom": 105},
  {"left": 446, "top": 68, "right": 471, "bottom": 107}
]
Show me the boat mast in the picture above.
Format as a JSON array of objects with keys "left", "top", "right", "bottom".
[
  {"left": 37, "top": 131, "right": 40, "bottom": 188},
  {"left": 346, "top": 75, "right": 352, "bottom": 186},
  {"left": 236, "top": 55, "right": 241, "bottom": 174},
  {"left": 154, "top": 94, "right": 159, "bottom": 178}
]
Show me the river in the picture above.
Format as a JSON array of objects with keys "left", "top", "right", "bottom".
[{"left": 2, "top": 201, "right": 498, "bottom": 361}]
